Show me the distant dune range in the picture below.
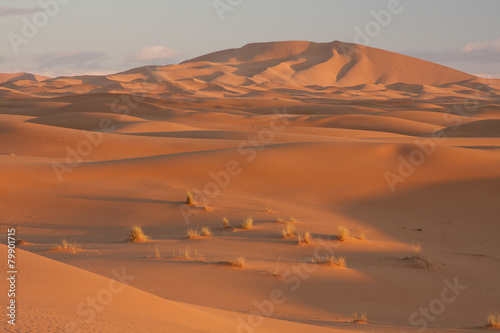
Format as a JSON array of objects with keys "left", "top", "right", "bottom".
[{"left": 1, "top": 41, "right": 500, "bottom": 333}]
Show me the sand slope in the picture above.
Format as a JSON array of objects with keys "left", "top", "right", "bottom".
[{"left": 1, "top": 41, "right": 499, "bottom": 333}]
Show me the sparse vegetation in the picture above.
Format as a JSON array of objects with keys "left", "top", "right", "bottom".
[
  {"left": 265, "top": 201, "right": 272, "bottom": 213},
  {"left": 147, "top": 246, "right": 161, "bottom": 259},
  {"left": 404, "top": 242, "right": 437, "bottom": 270},
  {"left": 298, "top": 231, "right": 313, "bottom": 245},
  {"left": 177, "top": 246, "right": 205, "bottom": 261},
  {"left": 281, "top": 224, "right": 296, "bottom": 238},
  {"left": 178, "top": 246, "right": 191, "bottom": 260},
  {"left": 228, "top": 256, "right": 246, "bottom": 268},
  {"left": 337, "top": 225, "right": 349, "bottom": 241},
  {"left": 222, "top": 217, "right": 232, "bottom": 229},
  {"left": 486, "top": 313, "right": 500, "bottom": 328},
  {"left": 52, "top": 240, "right": 81, "bottom": 254},
  {"left": 313, "top": 253, "right": 346, "bottom": 267},
  {"left": 359, "top": 233, "right": 366, "bottom": 241},
  {"left": 201, "top": 226, "right": 212, "bottom": 237},
  {"left": 128, "top": 226, "right": 150, "bottom": 242},
  {"left": 352, "top": 312, "right": 367, "bottom": 323},
  {"left": 277, "top": 216, "right": 298, "bottom": 224},
  {"left": 185, "top": 191, "right": 194, "bottom": 206},
  {"left": 187, "top": 226, "right": 212, "bottom": 239},
  {"left": 187, "top": 228, "right": 200, "bottom": 239},
  {"left": 412, "top": 242, "right": 422, "bottom": 258},
  {"left": 241, "top": 217, "right": 254, "bottom": 230}
]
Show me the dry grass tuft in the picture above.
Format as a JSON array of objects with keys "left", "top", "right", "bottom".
[
  {"left": 185, "top": 191, "right": 194, "bottom": 206},
  {"left": 486, "top": 313, "right": 500, "bottom": 328},
  {"left": 281, "top": 224, "right": 296, "bottom": 238},
  {"left": 352, "top": 312, "right": 367, "bottom": 323},
  {"left": 298, "top": 231, "right": 313, "bottom": 245},
  {"left": 228, "top": 256, "right": 246, "bottom": 268},
  {"left": 178, "top": 246, "right": 191, "bottom": 260},
  {"left": 177, "top": 246, "right": 205, "bottom": 262},
  {"left": 337, "top": 225, "right": 349, "bottom": 241},
  {"left": 265, "top": 201, "right": 273, "bottom": 213},
  {"left": 358, "top": 233, "right": 366, "bottom": 241},
  {"left": 222, "top": 217, "right": 232, "bottom": 229},
  {"left": 313, "top": 253, "right": 346, "bottom": 268},
  {"left": 147, "top": 246, "right": 161, "bottom": 259},
  {"left": 53, "top": 240, "right": 81, "bottom": 254},
  {"left": 241, "top": 217, "right": 254, "bottom": 230},
  {"left": 412, "top": 242, "right": 422, "bottom": 258},
  {"left": 187, "top": 228, "right": 200, "bottom": 239},
  {"left": 201, "top": 226, "right": 212, "bottom": 237},
  {"left": 128, "top": 226, "right": 150, "bottom": 243},
  {"left": 187, "top": 226, "right": 212, "bottom": 239},
  {"left": 277, "top": 216, "right": 298, "bottom": 224}
]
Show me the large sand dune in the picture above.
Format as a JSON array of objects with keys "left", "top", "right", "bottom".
[{"left": 1, "top": 41, "right": 499, "bottom": 332}]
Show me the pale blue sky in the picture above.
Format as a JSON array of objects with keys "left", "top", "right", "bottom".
[{"left": 1, "top": 0, "right": 499, "bottom": 77}]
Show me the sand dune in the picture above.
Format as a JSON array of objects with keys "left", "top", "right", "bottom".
[
  {"left": 0, "top": 245, "right": 351, "bottom": 333},
  {"left": 1, "top": 41, "right": 499, "bottom": 332}
]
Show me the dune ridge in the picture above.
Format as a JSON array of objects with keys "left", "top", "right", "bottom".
[{"left": 1, "top": 40, "right": 499, "bottom": 332}]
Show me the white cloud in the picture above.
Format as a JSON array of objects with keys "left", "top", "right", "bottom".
[
  {"left": 126, "top": 46, "right": 184, "bottom": 64},
  {"left": 0, "top": 6, "right": 43, "bottom": 17},
  {"left": 461, "top": 38, "right": 500, "bottom": 53}
]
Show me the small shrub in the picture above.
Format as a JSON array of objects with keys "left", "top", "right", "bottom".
[
  {"left": 298, "top": 231, "right": 313, "bottom": 245},
  {"left": 281, "top": 224, "right": 296, "bottom": 238},
  {"left": 128, "top": 226, "right": 150, "bottom": 242},
  {"left": 314, "top": 253, "right": 345, "bottom": 267},
  {"left": 178, "top": 246, "right": 191, "bottom": 260},
  {"left": 359, "top": 233, "right": 366, "bottom": 241},
  {"left": 187, "top": 228, "right": 200, "bottom": 239},
  {"left": 222, "top": 217, "right": 231, "bottom": 229},
  {"left": 241, "top": 218, "right": 253, "bottom": 230},
  {"left": 185, "top": 191, "right": 194, "bottom": 205},
  {"left": 229, "top": 256, "right": 246, "bottom": 268},
  {"left": 148, "top": 246, "right": 161, "bottom": 259},
  {"left": 412, "top": 242, "right": 422, "bottom": 258},
  {"left": 201, "top": 226, "right": 212, "bottom": 237},
  {"left": 53, "top": 240, "right": 81, "bottom": 254},
  {"left": 352, "top": 312, "right": 367, "bottom": 323},
  {"left": 337, "top": 226, "right": 349, "bottom": 241},
  {"left": 486, "top": 313, "right": 500, "bottom": 328}
]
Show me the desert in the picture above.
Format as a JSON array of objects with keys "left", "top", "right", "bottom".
[{"left": 1, "top": 11, "right": 500, "bottom": 333}]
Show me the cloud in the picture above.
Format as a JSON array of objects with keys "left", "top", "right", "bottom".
[
  {"left": 461, "top": 39, "right": 500, "bottom": 53},
  {"left": 31, "top": 50, "right": 107, "bottom": 69},
  {"left": 126, "top": 46, "right": 184, "bottom": 64},
  {"left": 0, "top": 6, "right": 43, "bottom": 17}
]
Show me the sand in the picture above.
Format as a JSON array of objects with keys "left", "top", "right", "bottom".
[{"left": 1, "top": 40, "right": 499, "bottom": 332}]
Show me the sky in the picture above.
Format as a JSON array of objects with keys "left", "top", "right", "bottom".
[{"left": 1, "top": 0, "right": 499, "bottom": 78}]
